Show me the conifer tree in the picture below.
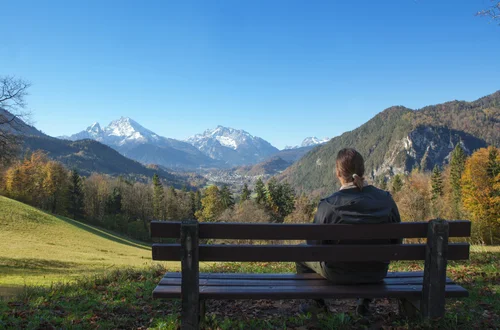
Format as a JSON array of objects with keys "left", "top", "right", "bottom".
[
  {"left": 165, "top": 186, "right": 178, "bottom": 220},
  {"left": 450, "top": 144, "right": 467, "bottom": 217},
  {"left": 220, "top": 185, "right": 235, "bottom": 209},
  {"left": 189, "top": 191, "right": 196, "bottom": 218},
  {"left": 105, "top": 187, "right": 122, "bottom": 215},
  {"left": 431, "top": 165, "right": 443, "bottom": 201},
  {"left": 152, "top": 174, "right": 164, "bottom": 220},
  {"left": 68, "top": 169, "right": 84, "bottom": 219},
  {"left": 195, "top": 190, "right": 202, "bottom": 211},
  {"left": 240, "top": 183, "right": 252, "bottom": 203},
  {"left": 391, "top": 174, "right": 404, "bottom": 194},
  {"left": 266, "top": 178, "right": 296, "bottom": 223},
  {"left": 487, "top": 147, "right": 500, "bottom": 179},
  {"left": 254, "top": 178, "right": 266, "bottom": 204}
]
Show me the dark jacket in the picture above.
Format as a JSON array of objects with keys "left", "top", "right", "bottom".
[{"left": 309, "top": 185, "right": 401, "bottom": 284}]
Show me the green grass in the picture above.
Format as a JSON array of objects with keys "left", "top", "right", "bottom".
[
  {"left": 0, "top": 196, "right": 179, "bottom": 291},
  {"left": 0, "top": 249, "right": 498, "bottom": 329},
  {"left": 0, "top": 196, "right": 498, "bottom": 328}
]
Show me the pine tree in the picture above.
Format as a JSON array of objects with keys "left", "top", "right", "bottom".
[
  {"left": 105, "top": 187, "right": 122, "bottom": 215},
  {"left": 391, "top": 174, "right": 404, "bottom": 194},
  {"left": 152, "top": 174, "right": 164, "bottom": 220},
  {"left": 254, "top": 178, "right": 266, "bottom": 204},
  {"left": 195, "top": 190, "right": 202, "bottom": 211},
  {"left": 220, "top": 185, "right": 235, "bottom": 209},
  {"left": 189, "top": 191, "right": 196, "bottom": 218},
  {"left": 266, "top": 178, "right": 296, "bottom": 223},
  {"left": 375, "top": 176, "right": 387, "bottom": 190},
  {"left": 450, "top": 144, "right": 467, "bottom": 217},
  {"left": 240, "top": 183, "right": 251, "bottom": 203},
  {"left": 68, "top": 169, "right": 84, "bottom": 219},
  {"left": 431, "top": 165, "right": 443, "bottom": 201},
  {"left": 487, "top": 147, "right": 500, "bottom": 179},
  {"left": 165, "top": 186, "right": 178, "bottom": 220}
]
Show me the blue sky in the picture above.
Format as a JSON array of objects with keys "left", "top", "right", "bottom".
[{"left": 1, "top": 0, "right": 499, "bottom": 149}]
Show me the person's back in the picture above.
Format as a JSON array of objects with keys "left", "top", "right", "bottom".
[
  {"left": 311, "top": 184, "right": 401, "bottom": 284},
  {"left": 296, "top": 148, "right": 401, "bottom": 314}
]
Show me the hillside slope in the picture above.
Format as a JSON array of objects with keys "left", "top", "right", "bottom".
[
  {"left": 279, "top": 91, "right": 500, "bottom": 195},
  {"left": 0, "top": 196, "right": 173, "bottom": 287}
]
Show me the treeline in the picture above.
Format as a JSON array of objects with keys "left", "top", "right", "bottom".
[
  {"left": 1, "top": 145, "right": 498, "bottom": 244},
  {"left": 0, "top": 151, "right": 312, "bottom": 242},
  {"left": 379, "top": 145, "right": 500, "bottom": 245}
]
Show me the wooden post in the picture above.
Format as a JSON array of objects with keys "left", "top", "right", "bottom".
[
  {"left": 181, "top": 220, "right": 199, "bottom": 330},
  {"left": 421, "top": 219, "right": 449, "bottom": 319}
]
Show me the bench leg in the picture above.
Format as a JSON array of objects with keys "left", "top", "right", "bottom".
[
  {"left": 181, "top": 221, "right": 200, "bottom": 330},
  {"left": 421, "top": 219, "right": 449, "bottom": 319},
  {"left": 398, "top": 298, "right": 421, "bottom": 318}
]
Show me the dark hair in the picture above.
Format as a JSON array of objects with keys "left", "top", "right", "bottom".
[{"left": 336, "top": 148, "right": 365, "bottom": 191}]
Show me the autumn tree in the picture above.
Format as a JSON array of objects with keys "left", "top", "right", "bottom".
[
  {"left": 195, "top": 185, "right": 224, "bottom": 222},
  {"left": 461, "top": 146, "right": 500, "bottom": 244},
  {"left": 395, "top": 170, "right": 431, "bottom": 222},
  {"left": 284, "top": 194, "right": 316, "bottom": 224},
  {"left": 450, "top": 144, "right": 467, "bottom": 218}
]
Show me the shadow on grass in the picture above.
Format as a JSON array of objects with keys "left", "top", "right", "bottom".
[
  {"left": 55, "top": 216, "right": 151, "bottom": 251},
  {"left": 0, "top": 257, "right": 81, "bottom": 270}
]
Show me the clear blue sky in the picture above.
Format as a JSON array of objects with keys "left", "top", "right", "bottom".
[{"left": 1, "top": 0, "right": 499, "bottom": 149}]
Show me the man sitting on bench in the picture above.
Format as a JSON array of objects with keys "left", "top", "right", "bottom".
[{"left": 296, "top": 148, "right": 402, "bottom": 315}]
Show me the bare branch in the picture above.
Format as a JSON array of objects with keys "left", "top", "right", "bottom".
[{"left": 476, "top": 1, "right": 500, "bottom": 25}]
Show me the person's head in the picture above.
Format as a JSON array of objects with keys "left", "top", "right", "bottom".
[{"left": 335, "top": 148, "right": 365, "bottom": 190}]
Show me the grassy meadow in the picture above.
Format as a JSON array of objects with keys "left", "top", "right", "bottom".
[{"left": 0, "top": 196, "right": 179, "bottom": 292}]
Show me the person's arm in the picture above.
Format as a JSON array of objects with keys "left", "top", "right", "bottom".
[
  {"left": 307, "top": 200, "right": 334, "bottom": 245},
  {"left": 388, "top": 193, "right": 403, "bottom": 244}
]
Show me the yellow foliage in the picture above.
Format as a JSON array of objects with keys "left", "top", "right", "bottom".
[{"left": 461, "top": 146, "right": 500, "bottom": 244}]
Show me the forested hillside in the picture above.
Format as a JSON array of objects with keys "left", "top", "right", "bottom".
[{"left": 279, "top": 91, "right": 500, "bottom": 195}]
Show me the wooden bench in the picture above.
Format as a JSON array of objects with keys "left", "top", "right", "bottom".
[{"left": 151, "top": 219, "right": 471, "bottom": 329}]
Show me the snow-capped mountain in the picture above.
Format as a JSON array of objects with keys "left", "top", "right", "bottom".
[
  {"left": 301, "top": 136, "right": 330, "bottom": 147},
  {"left": 186, "top": 126, "right": 279, "bottom": 166},
  {"left": 283, "top": 136, "right": 330, "bottom": 150},
  {"left": 61, "top": 117, "right": 218, "bottom": 169}
]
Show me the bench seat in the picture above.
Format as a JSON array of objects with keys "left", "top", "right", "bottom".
[{"left": 153, "top": 271, "right": 468, "bottom": 300}]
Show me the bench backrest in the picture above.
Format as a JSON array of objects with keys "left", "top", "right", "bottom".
[{"left": 151, "top": 220, "right": 471, "bottom": 262}]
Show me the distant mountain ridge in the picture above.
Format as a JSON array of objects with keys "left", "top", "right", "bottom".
[
  {"left": 61, "top": 117, "right": 218, "bottom": 169},
  {"left": 284, "top": 136, "right": 330, "bottom": 149},
  {"left": 278, "top": 91, "right": 500, "bottom": 196},
  {"left": 0, "top": 110, "right": 194, "bottom": 187},
  {"left": 186, "top": 125, "right": 279, "bottom": 166}
]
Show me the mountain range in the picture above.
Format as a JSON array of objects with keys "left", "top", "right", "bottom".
[
  {"left": 278, "top": 91, "right": 500, "bottom": 196},
  {"left": 61, "top": 120, "right": 329, "bottom": 168},
  {"left": 0, "top": 109, "right": 195, "bottom": 187}
]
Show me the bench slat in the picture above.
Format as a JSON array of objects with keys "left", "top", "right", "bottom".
[
  {"left": 158, "top": 277, "right": 455, "bottom": 287},
  {"left": 152, "top": 243, "right": 470, "bottom": 262},
  {"left": 163, "top": 271, "right": 426, "bottom": 280},
  {"left": 153, "top": 283, "right": 469, "bottom": 299},
  {"left": 151, "top": 221, "right": 471, "bottom": 240}
]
